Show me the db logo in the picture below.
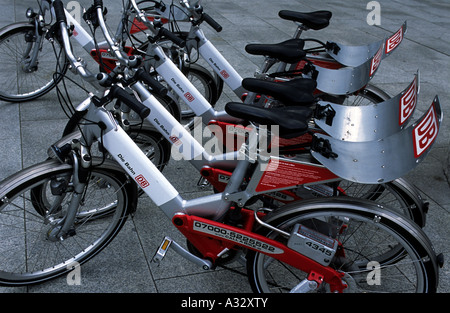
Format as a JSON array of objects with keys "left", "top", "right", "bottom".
[
  {"left": 135, "top": 174, "right": 150, "bottom": 188},
  {"left": 370, "top": 45, "right": 383, "bottom": 77},
  {"left": 220, "top": 70, "right": 229, "bottom": 79},
  {"left": 184, "top": 92, "right": 195, "bottom": 102},
  {"left": 413, "top": 104, "right": 438, "bottom": 158},
  {"left": 385, "top": 27, "right": 403, "bottom": 54},
  {"left": 399, "top": 76, "right": 417, "bottom": 125},
  {"left": 169, "top": 135, "right": 182, "bottom": 146}
]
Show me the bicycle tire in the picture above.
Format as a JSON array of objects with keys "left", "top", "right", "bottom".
[
  {"left": 0, "top": 158, "right": 137, "bottom": 286},
  {"left": 246, "top": 197, "right": 439, "bottom": 293},
  {"left": 336, "top": 178, "right": 426, "bottom": 227},
  {"left": 0, "top": 22, "right": 69, "bottom": 102}
]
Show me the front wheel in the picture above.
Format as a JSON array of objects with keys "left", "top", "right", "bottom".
[
  {"left": 247, "top": 198, "right": 439, "bottom": 293},
  {"left": 0, "top": 22, "right": 68, "bottom": 102},
  {"left": 0, "top": 158, "right": 136, "bottom": 286}
]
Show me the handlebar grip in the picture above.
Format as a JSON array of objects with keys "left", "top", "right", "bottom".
[
  {"left": 109, "top": 85, "right": 150, "bottom": 119},
  {"left": 53, "top": 0, "right": 67, "bottom": 24},
  {"left": 134, "top": 69, "right": 168, "bottom": 96},
  {"left": 93, "top": 0, "right": 103, "bottom": 9},
  {"left": 202, "top": 13, "right": 222, "bottom": 32},
  {"left": 158, "top": 28, "right": 186, "bottom": 48}
]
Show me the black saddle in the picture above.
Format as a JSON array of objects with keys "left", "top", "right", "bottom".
[
  {"left": 278, "top": 10, "right": 332, "bottom": 30},
  {"left": 242, "top": 77, "right": 317, "bottom": 106},
  {"left": 245, "top": 39, "right": 306, "bottom": 64},
  {"left": 225, "top": 103, "right": 312, "bottom": 138}
]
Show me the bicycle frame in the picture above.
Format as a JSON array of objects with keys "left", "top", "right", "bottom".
[{"left": 73, "top": 79, "right": 346, "bottom": 292}]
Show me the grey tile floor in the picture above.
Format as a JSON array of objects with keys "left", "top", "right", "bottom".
[{"left": 0, "top": 0, "right": 448, "bottom": 293}]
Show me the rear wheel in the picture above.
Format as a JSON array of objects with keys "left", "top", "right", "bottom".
[{"left": 247, "top": 198, "right": 439, "bottom": 293}]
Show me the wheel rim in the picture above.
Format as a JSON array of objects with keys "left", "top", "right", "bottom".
[
  {"left": 251, "top": 209, "right": 428, "bottom": 293},
  {"left": 0, "top": 26, "right": 66, "bottom": 101},
  {"left": 0, "top": 169, "right": 127, "bottom": 284}
]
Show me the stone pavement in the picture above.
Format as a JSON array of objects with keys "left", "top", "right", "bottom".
[{"left": 0, "top": 0, "right": 448, "bottom": 293}]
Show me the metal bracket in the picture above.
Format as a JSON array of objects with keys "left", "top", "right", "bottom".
[
  {"left": 311, "top": 137, "right": 338, "bottom": 159},
  {"left": 152, "top": 236, "right": 213, "bottom": 270},
  {"left": 290, "top": 271, "right": 324, "bottom": 293}
]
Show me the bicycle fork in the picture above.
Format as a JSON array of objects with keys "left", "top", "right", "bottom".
[{"left": 46, "top": 147, "right": 90, "bottom": 242}]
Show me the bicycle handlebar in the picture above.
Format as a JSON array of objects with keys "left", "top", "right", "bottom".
[
  {"left": 54, "top": 0, "right": 181, "bottom": 121},
  {"left": 134, "top": 69, "right": 168, "bottom": 96},
  {"left": 53, "top": 0, "right": 67, "bottom": 24},
  {"left": 93, "top": 0, "right": 103, "bottom": 9},
  {"left": 179, "top": 0, "right": 222, "bottom": 32},
  {"left": 109, "top": 85, "right": 150, "bottom": 119},
  {"left": 158, "top": 27, "right": 186, "bottom": 48},
  {"left": 129, "top": 0, "right": 186, "bottom": 47},
  {"left": 202, "top": 13, "right": 222, "bottom": 32},
  {"left": 52, "top": 0, "right": 97, "bottom": 82}
]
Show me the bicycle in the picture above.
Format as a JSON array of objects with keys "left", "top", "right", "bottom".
[
  {"left": 0, "top": 0, "right": 217, "bottom": 123},
  {"left": 129, "top": 0, "right": 417, "bottom": 144},
  {"left": 0, "top": 1, "right": 443, "bottom": 292},
  {"left": 138, "top": 1, "right": 406, "bottom": 106},
  {"left": 50, "top": 0, "right": 430, "bottom": 227}
]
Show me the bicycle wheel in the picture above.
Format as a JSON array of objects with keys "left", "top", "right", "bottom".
[
  {"left": 335, "top": 178, "right": 426, "bottom": 227},
  {"left": 0, "top": 158, "right": 137, "bottom": 286},
  {"left": 319, "top": 83, "right": 390, "bottom": 107},
  {"left": 0, "top": 22, "right": 68, "bottom": 102},
  {"left": 247, "top": 197, "right": 439, "bottom": 293}
]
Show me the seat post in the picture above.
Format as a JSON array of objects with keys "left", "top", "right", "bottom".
[
  {"left": 273, "top": 23, "right": 307, "bottom": 73},
  {"left": 293, "top": 23, "right": 308, "bottom": 39},
  {"left": 259, "top": 57, "right": 278, "bottom": 75}
]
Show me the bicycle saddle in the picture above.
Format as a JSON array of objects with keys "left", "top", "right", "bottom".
[
  {"left": 242, "top": 77, "right": 317, "bottom": 106},
  {"left": 225, "top": 103, "right": 312, "bottom": 138},
  {"left": 245, "top": 39, "right": 306, "bottom": 63},
  {"left": 278, "top": 10, "right": 332, "bottom": 30}
]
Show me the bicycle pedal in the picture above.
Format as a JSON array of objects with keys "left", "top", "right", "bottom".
[{"left": 152, "top": 236, "right": 173, "bottom": 266}]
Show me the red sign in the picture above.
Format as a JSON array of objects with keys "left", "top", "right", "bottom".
[
  {"left": 169, "top": 135, "right": 182, "bottom": 146},
  {"left": 220, "top": 70, "right": 230, "bottom": 79},
  {"left": 135, "top": 174, "right": 150, "bottom": 188},
  {"left": 385, "top": 27, "right": 404, "bottom": 54},
  {"left": 413, "top": 104, "right": 438, "bottom": 158},
  {"left": 184, "top": 92, "right": 195, "bottom": 102},
  {"left": 399, "top": 75, "right": 418, "bottom": 125},
  {"left": 370, "top": 45, "right": 383, "bottom": 77},
  {"left": 255, "top": 159, "right": 338, "bottom": 193}
]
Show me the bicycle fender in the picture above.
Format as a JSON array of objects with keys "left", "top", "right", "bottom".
[
  {"left": 0, "top": 21, "right": 33, "bottom": 37},
  {"left": 312, "top": 96, "right": 442, "bottom": 184},
  {"left": 315, "top": 71, "right": 419, "bottom": 141},
  {"left": 326, "top": 21, "right": 407, "bottom": 67},
  {"left": 314, "top": 46, "right": 383, "bottom": 95}
]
